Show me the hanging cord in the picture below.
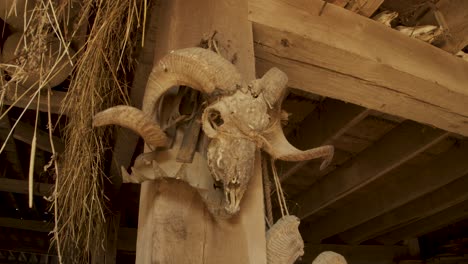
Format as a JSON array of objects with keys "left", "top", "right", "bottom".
[
  {"left": 262, "top": 155, "right": 274, "bottom": 228},
  {"left": 271, "top": 157, "right": 289, "bottom": 217}
]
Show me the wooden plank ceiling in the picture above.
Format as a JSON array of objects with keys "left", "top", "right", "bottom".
[{"left": 0, "top": 0, "right": 467, "bottom": 263}]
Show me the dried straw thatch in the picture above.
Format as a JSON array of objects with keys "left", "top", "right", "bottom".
[{"left": 1, "top": 0, "right": 147, "bottom": 263}]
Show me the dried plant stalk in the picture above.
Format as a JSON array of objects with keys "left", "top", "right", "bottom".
[{"left": 50, "top": 0, "right": 145, "bottom": 263}]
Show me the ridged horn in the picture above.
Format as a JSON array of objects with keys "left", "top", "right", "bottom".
[
  {"left": 93, "top": 105, "right": 169, "bottom": 147},
  {"left": 312, "top": 251, "right": 347, "bottom": 264},
  {"left": 261, "top": 122, "right": 334, "bottom": 170},
  {"left": 142, "top": 48, "right": 243, "bottom": 116},
  {"left": 259, "top": 67, "right": 288, "bottom": 106}
]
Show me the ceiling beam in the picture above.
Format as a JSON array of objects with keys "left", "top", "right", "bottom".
[
  {"left": 5, "top": 120, "right": 65, "bottom": 154},
  {"left": 249, "top": 0, "right": 468, "bottom": 136},
  {"left": 0, "top": 218, "right": 52, "bottom": 233},
  {"left": 294, "top": 121, "right": 449, "bottom": 220},
  {"left": 298, "top": 244, "right": 409, "bottom": 264},
  {"left": 0, "top": 178, "right": 53, "bottom": 197},
  {"left": 374, "top": 200, "right": 468, "bottom": 245},
  {"left": 3, "top": 90, "right": 66, "bottom": 115},
  {"left": 0, "top": 217, "right": 137, "bottom": 252},
  {"left": 338, "top": 174, "right": 468, "bottom": 244},
  {"left": 304, "top": 141, "right": 468, "bottom": 242},
  {"left": 280, "top": 99, "right": 370, "bottom": 182}
]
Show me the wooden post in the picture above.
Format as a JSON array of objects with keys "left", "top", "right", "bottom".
[{"left": 136, "top": 0, "right": 266, "bottom": 263}]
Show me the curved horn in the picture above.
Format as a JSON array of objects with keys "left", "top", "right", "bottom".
[
  {"left": 93, "top": 105, "right": 169, "bottom": 147},
  {"left": 142, "top": 48, "right": 243, "bottom": 116},
  {"left": 312, "top": 251, "right": 347, "bottom": 264},
  {"left": 261, "top": 122, "right": 334, "bottom": 170},
  {"left": 258, "top": 67, "right": 288, "bottom": 107}
]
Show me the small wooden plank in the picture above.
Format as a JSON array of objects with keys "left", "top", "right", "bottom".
[
  {"left": 249, "top": 0, "right": 468, "bottom": 136},
  {"left": 375, "top": 201, "right": 468, "bottom": 245},
  {"left": 0, "top": 178, "right": 53, "bottom": 196},
  {"left": 299, "top": 244, "right": 409, "bottom": 264},
  {"left": 117, "top": 227, "right": 137, "bottom": 252},
  {"left": 176, "top": 115, "right": 202, "bottom": 163},
  {"left": 339, "top": 175, "right": 468, "bottom": 244},
  {"left": 346, "top": 0, "right": 384, "bottom": 17},
  {"left": 295, "top": 121, "right": 449, "bottom": 220},
  {"left": 279, "top": 99, "right": 370, "bottom": 182},
  {"left": 105, "top": 213, "right": 120, "bottom": 264},
  {"left": 304, "top": 141, "right": 468, "bottom": 242}
]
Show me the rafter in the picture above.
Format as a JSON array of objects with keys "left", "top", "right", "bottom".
[
  {"left": 279, "top": 99, "right": 370, "bottom": 182},
  {"left": 304, "top": 140, "right": 468, "bottom": 242},
  {"left": 3, "top": 90, "right": 66, "bottom": 115},
  {"left": 249, "top": 0, "right": 468, "bottom": 136},
  {"left": 295, "top": 121, "right": 449, "bottom": 220},
  {"left": 338, "top": 174, "right": 468, "bottom": 244},
  {"left": 374, "top": 201, "right": 468, "bottom": 245},
  {"left": 0, "top": 178, "right": 52, "bottom": 197},
  {"left": 5, "top": 120, "right": 65, "bottom": 154}
]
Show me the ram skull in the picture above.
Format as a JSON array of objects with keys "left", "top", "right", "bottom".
[{"left": 93, "top": 47, "right": 334, "bottom": 217}]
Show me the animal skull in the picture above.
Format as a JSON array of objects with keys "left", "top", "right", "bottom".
[{"left": 93, "top": 47, "right": 334, "bottom": 217}]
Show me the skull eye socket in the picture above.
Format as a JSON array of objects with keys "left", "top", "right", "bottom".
[{"left": 208, "top": 109, "right": 224, "bottom": 129}]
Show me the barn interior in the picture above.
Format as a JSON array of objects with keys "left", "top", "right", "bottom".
[{"left": 0, "top": 0, "right": 467, "bottom": 263}]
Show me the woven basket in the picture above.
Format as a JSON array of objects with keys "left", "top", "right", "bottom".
[{"left": 266, "top": 215, "right": 304, "bottom": 264}]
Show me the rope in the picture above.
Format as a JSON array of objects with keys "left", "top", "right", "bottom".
[
  {"left": 262, "top": 155, "right": 274, "bottom": 227},
  {"left": 271, "top": 157, "right": 289, "bottom": 217}
]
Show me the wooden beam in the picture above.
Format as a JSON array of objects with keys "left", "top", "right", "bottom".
[
  {"left": 298, "top": 244, "right": 409, "bottom": 264},
  {"left": 5, "top": 120, "right": 65, "bottom": 154},
  {"left": 0, "top": 178, "right": 53, "bottom": 196},
  {"left": 3, "top": 90, "right": 66, "bottom": 115},
  {"left": 279, "top": 99, "right": 370, "bottom": 182},
  {"left": 346, "top": 0, "right": 384, "bottom": 17},
  {"left": 117, "top": 227, "right": 137, "bottom": 252},
  {"left": 295, "top": 121, "right": 449, "bottom": 220},
  {"left": 136, "top": 0, "right": 265, "bottom": 263},
  {"left": 0, "top": 218, "right": 53, "bottom": 232},
  {"left": 0, "top": 217, "right": 138, "bottom": 252},
  {"left": 303, "top": 141, "right": 468, "bottom": 242},
  {"left": 338, "top": 174, "right": 468, "bottom": 244},
  {"left": 249, "top": 0, "right": 468, "bottom": 136},
  {"left": 375, "top": 200, "right": 468, "bottom": 245}
]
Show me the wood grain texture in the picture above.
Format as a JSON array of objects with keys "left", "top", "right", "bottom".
[
  {"left": 294, "top": 121, "right": 449, "bottom": 220},
  {"left": 346, "top": 0, "right": 383, "bottom": 17},
  {"left": 136, "top": 0, "right": 266, "bottom": 263},
  {"left": 375, "top": 201, "right": 468, "bottom": 245},
  {"left": 249, "top": 0, "right": 468, "bottom": 136},
  {"left": 304, "top": 141, "right": 468, "bottom": 242},
  {"left": 0, "top": 178, "right": 53, "bottom": 196},
  {"left": 419, "top": 0, "right": 468, "bottom": 53},
  {"left": 279, "top": 99, "right": 370, "bottom": 182},
  {"left": 339, "top": 175, "right": 468, "bottom": 244}
]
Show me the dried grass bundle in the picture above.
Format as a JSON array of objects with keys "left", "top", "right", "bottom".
[{"left": 53, "top": 0, "right": 146, "bottom": 263}]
